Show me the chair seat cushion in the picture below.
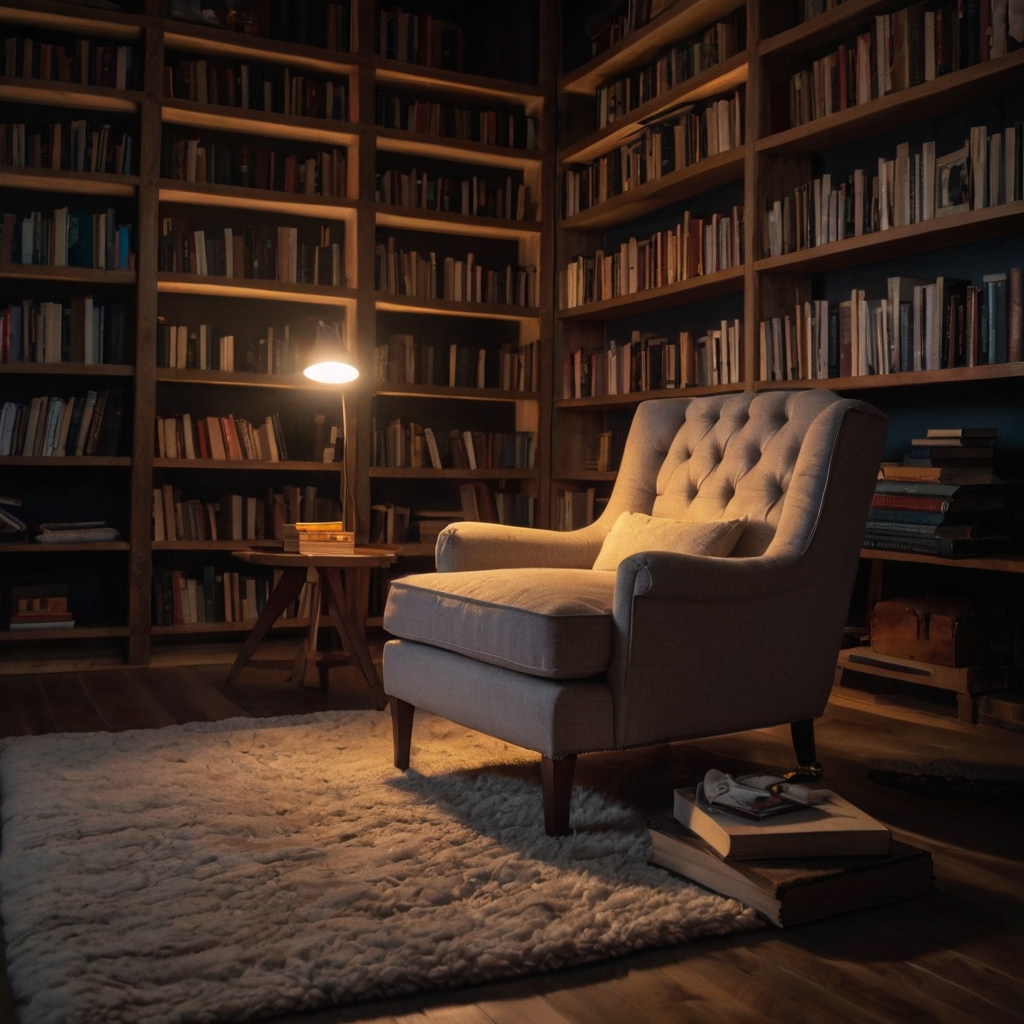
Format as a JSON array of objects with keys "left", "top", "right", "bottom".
[{"left": 383, "top": 568, "right": 615, "bottom": 679}]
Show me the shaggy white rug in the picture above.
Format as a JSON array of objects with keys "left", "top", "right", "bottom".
[{"left": 0, "top": 710, "right": 761, "bottom": 1024}]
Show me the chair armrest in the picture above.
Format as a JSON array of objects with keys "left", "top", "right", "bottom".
[{"left": 435, "top": 521, "right": 603, "bottom": 572}]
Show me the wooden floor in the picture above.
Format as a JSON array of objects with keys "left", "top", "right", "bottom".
[{"left": 1, "top": 651, "right": 1023, "bottom": 1024}]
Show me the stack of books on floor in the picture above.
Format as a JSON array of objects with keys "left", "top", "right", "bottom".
[
  {"left": 866, "top": 427, "right": 1007, "bottom": 557},
  {"left": 8, "top": 584, "right": 74, "bottom": 631},
  {"left": 282, "top": 522, "right": 354, "bottom": 554},
  {"left": 648, "top": 772, "right": 932, "bottom": 927}
]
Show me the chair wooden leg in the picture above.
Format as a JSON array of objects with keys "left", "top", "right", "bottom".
[
  {"left": 390, "top": 697, "right": 414, "bottom": 770},
  {"left": 541, "top": 754, "right": 576, "bottom": 837},
  {"left": 791, "top": 718, "right": 816, "bottom": 765}
]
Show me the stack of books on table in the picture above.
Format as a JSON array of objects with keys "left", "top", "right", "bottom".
[
  {"left": 866, "top": 428, "right": 1007, "bottom": 558},
  {"left": 648, "top": 777, "right": 932, "bottom": 927},
  {"left": 282, "top": 522, "right": 354, "bottom": 555}
]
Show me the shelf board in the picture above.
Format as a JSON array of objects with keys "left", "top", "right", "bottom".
[
  {"left": 155, "top": 458, "right": 342, "bottom": 472},
  {"left": 560, "top": 0, "right": 746, "bottom": 95},
  {"left": 860, "top": 548, "right": 1024, "bottom": 574},
  {"left": 556, "top": 381, "right": 745, "bottom": 408},
  {"left": 756, "top": 363, "right": 1024, "bottom": 392},
  {"left": 0, "top": 625, "right": 129, "bottom": 642},
  {"left": 155, "top": 368, "right": 330, "bottom": 389},
  {"left": 374, "top": 204, "right": 541, "bottom": 240},
  {"left": 0, "top": 77, "right": 140, "bottom": 113},
  {"left": 0, "top": 167, "right": 137, "bottom": 197},
  {"left": 761, "top": 0, "right": 923, "bottom": 58},
  {"left": 373, "top": 58, "right": 545, "bottom": 116},
  {"left": 560, "top": 148, "right": 745, "bottom": 231},
  {"left": 157, "top": 273, "right": 357, "bottom": 306},
  {"left": 368, "top": 467, "right": 537, "bottom": 479},
  {"left": 758, "top": 50, "right": 1024, "bottom": 154},
  {"left": 375, "top": 293, "right": 540, "bottom": 322},
  {"left": 163, "top": 24, "right": 358, "bottom": 76},
  {"left": 755, "top": 200, "right": 1024, "bottom": 275},
  {"left": 159, "top": 181, "right": 357, "bottom": 222},
  {"left": 374, "top": 126, "right": 543, "bottom": 171},
  {"left": 0, "top": 456, "right": 130, "bottom": 467},
  {"left": 558, "top": 265, "right": 744, "bottom": 321},
  {"left": 0, "top": 362, "right": 133, "bottom": 377},
  {"left": 151, "top": 618, "right": 310, "bottom": 636},
  {"left": 0, "top": 264, "right": 135, "bottom": 286},
  {"left": 552, "top": 470, "right": 618, "bottom": 481},
  {"left": 560, "top": 52, "right": 748, "bottom": 165},
  {"left": 152, "top": 540, "right": 284, "bottom": 551},
  {"left": 0, "top": 542, "right": 128, "bottom": 553},
  {"left": 0, "top": 1, "right": 141, "bottom": 38},
  {"left": 161, "top": 98, "right": 359, "bottom": 147},
  {"left": 373, "top": 382, "right": 538, "bottom": 402},
  {"left": 394, "top": 542, "right": 436, "bottom": 558}
]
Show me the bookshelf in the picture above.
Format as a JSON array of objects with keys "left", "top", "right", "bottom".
[
  {"left": 554, "top": 0, "right": 1024, "bottom": 700},
  {"left": 0, "top": 0, "right": 552, "bottom": 669}
]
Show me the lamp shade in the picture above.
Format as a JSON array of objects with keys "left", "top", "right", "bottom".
[{"left": 303, "top": 321, "right": 359, "bottom": 384}]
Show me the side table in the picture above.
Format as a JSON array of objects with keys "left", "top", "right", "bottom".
[{"left": 225, "top": 548, "right": 398, "bottom": 708}]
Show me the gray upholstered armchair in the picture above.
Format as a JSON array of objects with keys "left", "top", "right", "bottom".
[{"left": 382, "top": 390, "right": 888, "bottom": 835}]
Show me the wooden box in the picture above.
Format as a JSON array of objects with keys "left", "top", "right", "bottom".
[{"left": 871, "top": 597, "right": 1014, "bottom": 668}]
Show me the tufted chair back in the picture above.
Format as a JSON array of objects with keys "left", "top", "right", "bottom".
[{"left": 597, "top": 390, "right": 870, "bottom": 557}]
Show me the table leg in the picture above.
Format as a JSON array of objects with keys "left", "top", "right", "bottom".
[
  {"left": 321, "top": 568, "right": 388, "bottom": 710},
  {"left": 290, "top": 568, "right": 322, "bottom": 689},
  {"left": 224, "top": 567, "right": 306, "bottom": 685}
]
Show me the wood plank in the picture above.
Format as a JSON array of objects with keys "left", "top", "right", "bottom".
[
  {"left": 79, "top": 670, "right": 177, "bottom": 732},
  {"left": 38, "top": 673, "right": 108, "bottom": 733},
  {"left": 476, "top": 994, "right": 576, "bottom": 1024},
  {"left": 135, "top": 666, "right": 250, "bottom": 725},
  {"left": 0, "top": 674, "right": 53, "bottom": 737}
]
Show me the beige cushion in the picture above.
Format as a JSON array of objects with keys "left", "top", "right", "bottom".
[
  {"left": 383, "top": 568, "right": 615, "bottom": 679},
  {"left": 592, "top": 512, "right": 746, "bottom": 571}
]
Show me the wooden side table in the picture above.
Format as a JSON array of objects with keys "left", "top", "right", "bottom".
[{"left": 225, "top": 548, "right": 398, "bottom": 709}]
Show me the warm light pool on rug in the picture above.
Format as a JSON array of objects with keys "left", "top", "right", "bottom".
[{"left": 0, "top": 710, "right": 762, "bottom": 1024}]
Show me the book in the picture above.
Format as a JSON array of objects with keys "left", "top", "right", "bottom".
[
  {"left": 648, "top": 813, "right": 932, "bottom": 928},
  {"left": 673, "top": 786, "right": 891, "bottom": 859},
  {"left": 878, "top": 464, "right": 1000, "bottom": 485}
]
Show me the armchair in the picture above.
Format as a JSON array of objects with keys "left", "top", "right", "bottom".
[{"left": 382, "top": 390, "right": 888, "bottom": 835}]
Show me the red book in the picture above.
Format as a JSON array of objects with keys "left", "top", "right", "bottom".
[
  {"left": 688, "top": 219, "right": 703, "bottom": 278},
  {"left": 196, "top": 419, "right": 210, "bottom": 459},
  {"left": 222, "top": 415, "right": 244, "bottom": 460}
]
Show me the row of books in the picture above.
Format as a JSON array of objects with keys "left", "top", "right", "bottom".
[
  {"left": 0, "top": 35, "right": 136, "bottom": 90},
  {"left": 799, "top": 0, "right": 848, "bottom": 18},
  {"left": 163, "top": 59, "right": 348, "bottom": 122},
  {"left": 376, "top": 168, "right": 528, "bottom": 221},
  {"left": 589, "top": 0, "right": 666, "bottom": 58},
  {"left": 762, "top": 125, "right": 1022, "bottom": 257},
  {"left": 564, "top": 321, "right": 743, "bottom": 399},
  {"left": 557, "top": 486, "right": 597, "bottom": 532},
  {"left": 168, "top": 0, "right": 351, "bottom": 52},
  {"left": 559, "top": 206, "right": 744, "bottom": 309},
  {"left": 157, "top": 221, "right": 344, "bottom": 286},
  {"left": 370, "top": 421, "right": 536, "bottom": 472},
  {"left": 154, "top": 412, "right": 291, "bottom": 462},
  {"left": 376, "top": 94, "right": 538, "bottom": 151},
  {"left": 0, "top": 390, "right": 123, "bottom": 458},
  {"left": 156, "top": 320, "right": 316, "bottom": 376},
  {"left": 784, "top": 2, "right": 1020, "bottom": 131},
  {"left": 162, "top": 138, "right": 348, "bottom": 198},
  {"left": 1, "top": 298, "right": 130, "bottom": 366},
  {"left": 0, "top": 209, "right": 133, "bottom": 272},
  {"left": 758, "top": 270, "right": 1024, "bottom": 383},
  {"left": 8, "top": 584, "right": 74, "bottom": 631},
  {"left": 153, "top": 484, "right": 339, "bottom": 543},
  {"left": 0, "top": 121, "right": 134, "bottom": 176},
  {"left": 596, "top": 14, "right": 743, "bottom": 128},
  {"left": 374, "top": 238, "right": 537, "bottom": 308},
  {"left": 564, "top": 92, "right": 743, "bottom": 218},
  {"left": 377, "top": 8, "right": 464, "bottom": 71},
  {"left": 152, "top": 567, "right": 314, "bottom": 627},
  {"left": 867, "top": 428, "right": 1006, "bottom": 557},
  {"left": 374, "top": 335, "right": 540, "bottom": 393}
]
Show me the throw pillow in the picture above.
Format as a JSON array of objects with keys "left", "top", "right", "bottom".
[{"left": 592, "top": 512, "right": 747, "bottom": 571}]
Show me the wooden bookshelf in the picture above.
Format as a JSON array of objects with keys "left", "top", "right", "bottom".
[
  {"left": 151, "top": 619, "right": 310, "bottom": 636},
  {"left": 154, "top": 459, "right": 343, "bottom": 472},
  {"left": 156, "top": 274, "right": 358, "bottom": 307},
  {"left": 560, "top": 52, "right": 749, "bottom": 164},
  {"left": 375, "top": 294, "right": 540, "bottom": 321},
  {"left": 0, "top": 542, "right": 129, "bottom": 553},
  {"left": 158, "top": 182, "right": 358, "bottom": 222},
  {"left": 0, "top": 456, "right": 131, "bottom": 467},
  {"left": 556, "top": 381, "right": 745, "bottom": 408},
  {"left": 557, "top": 265, "right": 745, "bottom": 320},
  {"left": 0, "top": 625, "right": 129, "bottom": 643},
  {"left": 0, "top": 168, "right": 138, "bottom": 198},
  {"left": 374, "top": 126, "right": 543, "bottom": 170},
  {"left": 151, "top": 540, "right": 284, "bottom": 551},
  {"left": 0, "top": 265, "right": 136, "bottom": 286},
  {"left": 561, "top": 0, "right": 746, "bottom": 94},
  {"left": 155, "top": 368, "right": 329, "bottom": 389},
  {"left": 374, "top": 205, "right": 541, "bottom": 240},
  {"left": 560, "top": 148, "right": 745, "bottom": 231},
  {"left": 0, "top": 0, "right": 141, "bottom": 38},
  {"left": 0, "top": 363, "right": 134, "bottom": 377},
  {"left": 368, "top": 467, "right": 538, "bottom": 479},
  {"left": 552, "top": 469, "right": 617, "bottom": 482},
  {"left": 859, "top": 548, "right": 1024, "bottom": 574},
  {"left": 756, "top": 363, "right": 1024, "bottom": 392},
  {"left": 0, "top": 77, "right": 140, "bottom": 113},
  {"left": 373, "top": 383, "right": 537, "bottom": 402}
]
